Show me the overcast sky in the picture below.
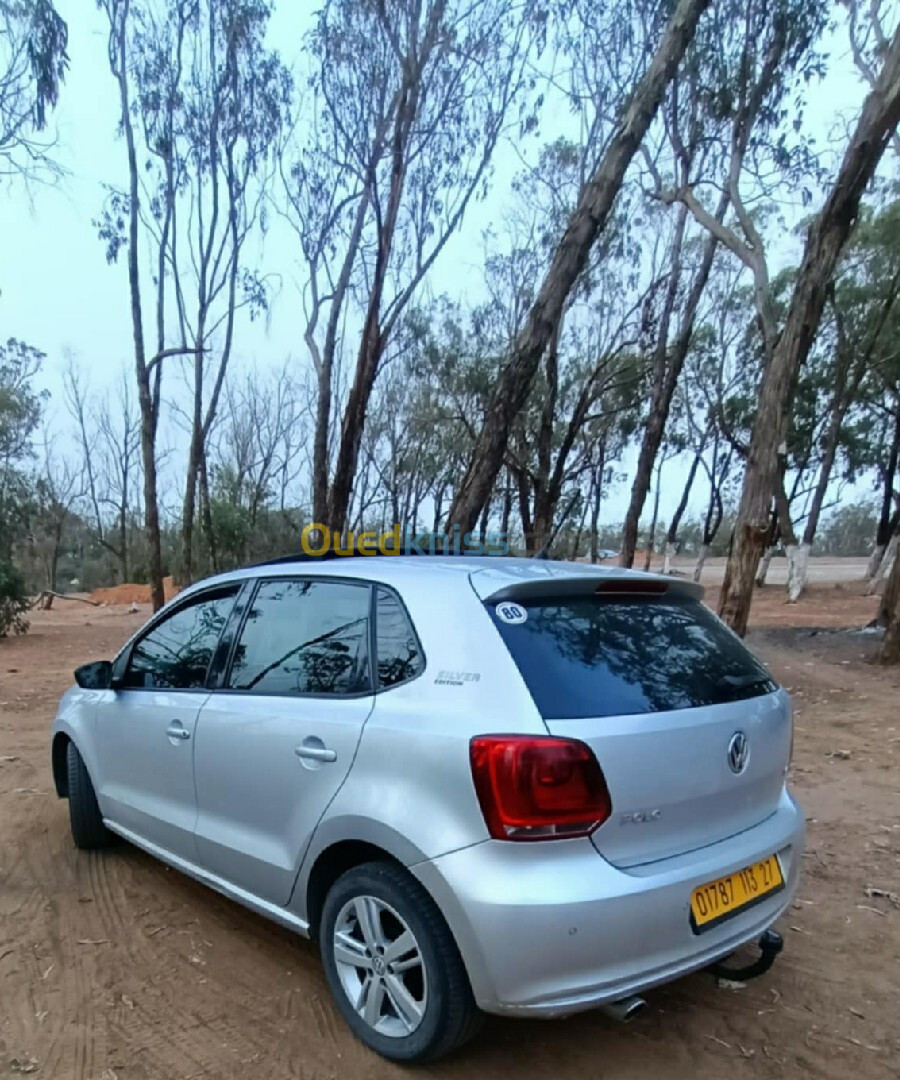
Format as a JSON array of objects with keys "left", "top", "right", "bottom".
[{"left": 0, "top": 2, "right": 879, "bottom": 528}]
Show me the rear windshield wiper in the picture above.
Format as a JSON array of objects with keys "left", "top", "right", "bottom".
[{"left": 719, "top": 673, "right": 774, "bottom": 691}]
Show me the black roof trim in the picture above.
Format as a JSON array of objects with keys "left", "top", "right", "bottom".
[{"left": 248, "top": 544, "right": 501, "bottom": 568}]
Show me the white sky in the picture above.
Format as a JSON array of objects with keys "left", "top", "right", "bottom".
[{"left": 0, "top": 2, "right": 883, "bottom": 530}]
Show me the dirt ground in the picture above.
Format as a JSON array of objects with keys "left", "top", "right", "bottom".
[{"left": 1, "top": 571, "right": 898, "bottom": 1079}]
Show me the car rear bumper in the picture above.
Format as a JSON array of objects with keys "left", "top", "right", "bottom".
[{"left": 412, "top": 786, "right": 804, "bottom": 1017}]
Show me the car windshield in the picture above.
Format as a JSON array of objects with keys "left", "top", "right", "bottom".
[{"left": 488, "top": 593, "right": 777, "bottom": 720}]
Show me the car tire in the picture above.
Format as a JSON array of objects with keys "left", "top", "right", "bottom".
[
  {"left": 66, "top": 742, "right": 113, "bottom": 850},
  {"left": 319, "top": 860, "right": 482, "bottom": 1063}
]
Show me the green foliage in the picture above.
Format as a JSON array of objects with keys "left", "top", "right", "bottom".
[
  {"left": 0, "top": 558, "right": 29, "bottom": 637},
  {"left": 815, "top": 501, "right": 880, "bottom": 557},
  {"left": 0, "top": 0, "right": 68, "bottom": 176},
  {"left": 0, "top": 338, "right": 47, "bottom": 561}
]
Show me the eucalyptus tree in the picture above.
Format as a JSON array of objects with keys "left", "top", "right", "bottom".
[
  {"left": 493, "top": 135, "right": 655, "bottom": 555},
  {"left": 284, "top": 0, "right": 540, "bottom": 534},
  {"left": 98, "top": 0, "right": 291, "bottom": 596},
  {"left": 446, "top": 0, "right": 712, "bottom": 533},
  {"left": 0, "top": 0, "right": 67, "bottom": 182},
  {"left": 786, "top": 209, "right": 900, "bottom": 598},
  {"left": 650, "top": 0, "right": 830, "bottom": 604},
  {"left": 719, "top": 21, "right": 900, "bottom": 633},
  {"left": 835, "top": 198, "right": 900, "bottom": 583}
]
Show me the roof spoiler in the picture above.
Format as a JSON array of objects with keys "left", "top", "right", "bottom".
[{"left": 481, "top": 573, "right": 705, "bottom": 605}]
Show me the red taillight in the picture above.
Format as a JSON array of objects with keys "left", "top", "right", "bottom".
[{"left": 469, "top": 736, "right": 612, "bottom": 841}]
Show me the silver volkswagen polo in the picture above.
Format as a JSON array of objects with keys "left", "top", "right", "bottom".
[{"left": 50, "top": 555, "right": 804, "bottom": 1062}]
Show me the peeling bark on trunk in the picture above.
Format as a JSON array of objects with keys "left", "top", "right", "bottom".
[
  {"left": 446, "top": 0, "right": 712, "bottom": 534},
  {"left": 718, "top": 28, "right": 900, "bottom": 634}
]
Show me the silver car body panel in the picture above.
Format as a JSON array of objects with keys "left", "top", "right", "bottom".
[{"left": 51, "top": 556, "right": 804, "bottom": 1018}]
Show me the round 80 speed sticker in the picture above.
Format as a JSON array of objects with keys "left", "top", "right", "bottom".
[{"left": 495, "top": 601, "right": 528, "bottom": 625}]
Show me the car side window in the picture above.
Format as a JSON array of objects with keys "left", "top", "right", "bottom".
[
  {"left": 124, "top": 588, "right": 238, "bottom": 690},
  {"left": 228, "top": 579, "right": 371, "bottom": 696},
  {"left": 375, "top": 586, "right": 424, "bottom": 688}
]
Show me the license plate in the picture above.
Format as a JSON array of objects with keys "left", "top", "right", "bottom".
[{"left": 690, "top": 855, "right": 784, "bottom": 933}]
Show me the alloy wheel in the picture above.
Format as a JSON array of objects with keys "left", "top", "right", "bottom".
[{"left": 331, "top": 894, "right": 428, "bottom": 1038}]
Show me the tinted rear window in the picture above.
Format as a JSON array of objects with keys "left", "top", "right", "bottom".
[{"left": 488, "top": 595, "right": 776, "bottom": 720}]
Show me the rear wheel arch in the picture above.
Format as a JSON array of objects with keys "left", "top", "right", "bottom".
[{"left": 305, "top": 840, "right": 403, "bottom": 943}]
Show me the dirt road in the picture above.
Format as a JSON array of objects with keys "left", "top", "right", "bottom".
[{"left": 1, "top": 582, "right": 898, "bottom": 1079}]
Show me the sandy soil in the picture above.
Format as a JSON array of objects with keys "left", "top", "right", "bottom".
[{"left": 1, "top": 572, "right": 898, "bottom": 1079}]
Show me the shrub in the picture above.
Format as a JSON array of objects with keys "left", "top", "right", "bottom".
[{"left": 0, "top": 560, "right": 30, "bottom": 638}]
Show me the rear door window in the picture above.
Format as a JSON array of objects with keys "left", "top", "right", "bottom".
[
  {"left": 228, "top": 579, "right": 371, "bottom": 696},
  {"left": 488, "top": 594, "right": 776, "bottom": 720}
]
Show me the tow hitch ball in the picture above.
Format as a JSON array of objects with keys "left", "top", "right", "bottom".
[{"left": 708, "top": 929, "right": 784, "bottom": 982}]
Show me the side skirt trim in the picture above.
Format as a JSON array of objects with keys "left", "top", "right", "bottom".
[{"left": 103, "top": 820, "right": 311, "bottom": 937}]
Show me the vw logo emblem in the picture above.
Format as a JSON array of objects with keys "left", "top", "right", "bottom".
[{"left": 728, "top": 731, "right": 749, "bottom": 774}]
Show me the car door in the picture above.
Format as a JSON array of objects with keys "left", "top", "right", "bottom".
[
  {"left": 193, "top": 576, "right": 375, "bottom": 905},
  {"left": 93, "top": 584, "right": 240, "bottom": 861}
]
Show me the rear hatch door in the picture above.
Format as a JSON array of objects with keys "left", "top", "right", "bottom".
[{"left": 482, "top": 577, "right": 790, "bottom": 867}]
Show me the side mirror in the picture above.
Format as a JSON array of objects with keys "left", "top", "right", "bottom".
[{"left": 74, "top": 660, "right": 113, "bottom": 690}]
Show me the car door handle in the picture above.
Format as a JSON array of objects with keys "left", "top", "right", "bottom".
[
  {"left": 166, "top": 722, "right": 191, "bottom": 741},
  {"left": 295, "top": 744, "right": 336, "bottom": 763}
]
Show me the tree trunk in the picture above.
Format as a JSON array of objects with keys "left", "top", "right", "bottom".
[
  {"left": 500, "top": 474, "right": 512, "bottom": 540},
  {"left": 755, "top": 546, "right": 776, "bottom": 587},
  {"left": 872, "top": 529, "right": 899, "bottom": 599},
  {"left": 620, "top": 200, "right": 723, "bottom": 568},
  {"left": 199, "top": 449, "right": 217, "bottom": 573},
  {"left": 118, "top": 497, "right": 128, "bottom": 584},
  {"left": 643, "top": 459, "right": 664, "bottom": 572},
  {"left": 867, "top": 411, "right": 900, "bottom": 578},
  {"left": 445, "top": 0, "right": 712, "bottom": 534},
  {"left": 115, "top": 4, "right": 164, "bottom": 611},
  {"left": 528, "top": 320, "right": 563, "bottom": 555},
  {"left": 478, "top": 497, "right": 490, "bottom": 541},
  {"left": 327, "top": 76, "right": 418, "bottom": 535},
  {"left": 589, "top": 447, "right": 605, "bottom": 564},
  {"left": 877, "top": 536, "right": 900, "bottom": 662},
  {"left": 693, "top": 544, "right": 709, "bottom": 583},
  {"left": 718, "top": 28, "right": 900, "bottom": 635},
  {"left": 867, "top": 542, "right": 887, "bottom": 580},
  {"left": 663, "top": 447, "right": 703, "bottom": 573},
  {"left": 310, "top": 189, "right": 371, "bottom": 526},
  {"left": 621, "top": 202, "right": 689, "bottom": 567},
  {"left": 786, "top": 542, "right": 811, "bottom": 603},
  {"left": 774, "top": 474, "right": 807, "bottom": 604}
]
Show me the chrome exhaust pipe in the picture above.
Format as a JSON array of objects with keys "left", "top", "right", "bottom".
[{"left": 599, "top": 995, "right": 647, "bottom": 1023}]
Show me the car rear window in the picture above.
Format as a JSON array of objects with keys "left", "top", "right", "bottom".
[{"left": 487, "top": 594, "right": 777, "bottom": 720}]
